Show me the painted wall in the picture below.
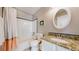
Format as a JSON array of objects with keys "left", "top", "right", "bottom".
[{"left": 34, "top": 7, "right": 79, "bottom": 35}]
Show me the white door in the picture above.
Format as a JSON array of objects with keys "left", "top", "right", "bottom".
[
  {"left": 17, "top": 19, "right": 34, "bottom": 42},
  {"left": 16, "top": 19, "right": 33, "bottom": 50}
]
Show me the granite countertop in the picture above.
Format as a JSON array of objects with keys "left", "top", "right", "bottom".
[{"left": 43, "top": 36, "right": 79, "bottom": 51}]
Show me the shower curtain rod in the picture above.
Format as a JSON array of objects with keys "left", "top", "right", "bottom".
[
  {"left": 2, "top": 7, "right": 4, "bottom": 17},
  {"left": 17, "top": 17, "right": 37, "bottom": 21}
]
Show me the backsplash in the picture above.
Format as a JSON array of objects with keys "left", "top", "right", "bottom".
[{"left": 48, "top": 32, "right": 79, "bottom": 40}]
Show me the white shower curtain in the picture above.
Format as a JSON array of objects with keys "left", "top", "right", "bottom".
[
  {"left": 0, "top": 16, "right": 4, "bottom": 51},
  {"left": 3, "top": 7, "right": 17, "bottom": 51}
]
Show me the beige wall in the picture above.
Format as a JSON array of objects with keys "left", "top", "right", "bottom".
[{"left": 34, "top": 7, "right": 79, "bottom": 35}]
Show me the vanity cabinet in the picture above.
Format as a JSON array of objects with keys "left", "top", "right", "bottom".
[
  {"left": 41, "top": 40, "right": 70, "bottom": 51},
  {"left": 56, "top": 45, "right": 70, "bottom": 51},
  {"left": 40, "top": 40, "right": 56, "bottom": 51}
]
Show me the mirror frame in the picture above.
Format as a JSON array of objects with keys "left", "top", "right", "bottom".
[{"left": 53, "top": 8, "right": 71, "bottom": 29}]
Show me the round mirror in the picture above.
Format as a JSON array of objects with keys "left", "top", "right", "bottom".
[{"left": 53, "top": 8, "right": 71, "bottom": 29}]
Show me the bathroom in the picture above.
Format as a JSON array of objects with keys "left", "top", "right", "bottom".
[{"left": 0, "top": 7, "right": 79, "bottom": 51}]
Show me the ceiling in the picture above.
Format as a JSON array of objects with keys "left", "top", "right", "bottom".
[{"left": 16, "top": 7, "right": 40, "bottom": 15}]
